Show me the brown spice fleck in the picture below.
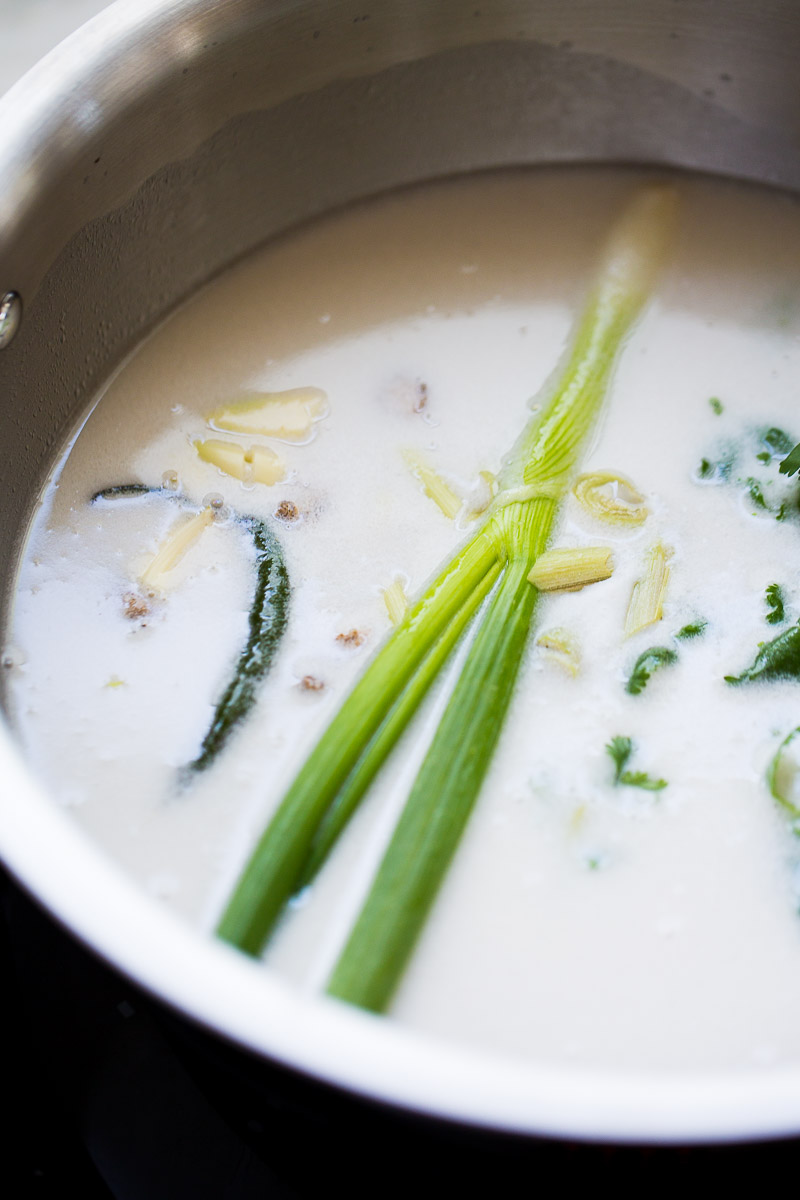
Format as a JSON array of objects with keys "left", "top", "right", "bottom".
[
  {"left": 123, "top": 592, "right": 150, "bottom": 620},
  {"left": 275, "top": 500, "right": 299, "bottom": 521},
  {"left": 336, "top": 628, "right": 365, "bottom": 647},
  {"left": 413, "top": 380, "right": 428, "bottom": 413},
  {"left": 299, "top": 675, "right": 324, "bottom": 691}
]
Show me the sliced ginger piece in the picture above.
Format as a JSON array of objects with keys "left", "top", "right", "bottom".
[
  {"left": 207, "top": 387, "right": 327, "bottom": 442},
  {"left": 140, "top": 506, "right": 215, "bottom": 590},
  {"left": 195, "top": 439, "right": 286, "bottom": 485}
]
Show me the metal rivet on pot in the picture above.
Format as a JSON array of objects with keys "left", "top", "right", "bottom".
[{"left": 0, "top": 291, "right": 22, "bottom": 349}]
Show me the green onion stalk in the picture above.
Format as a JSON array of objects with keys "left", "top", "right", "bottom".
[{"left": 217, "top": 183, "right": 678, "bottom": 1011}]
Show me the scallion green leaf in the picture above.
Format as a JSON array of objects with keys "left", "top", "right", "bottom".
[{"left": 217, "top": 184, "right": 679, "bottom": 1008}]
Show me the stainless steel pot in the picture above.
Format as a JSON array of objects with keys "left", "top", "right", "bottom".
[{"left": 2, "top": 0, "right": 800, "bottom": 1144}]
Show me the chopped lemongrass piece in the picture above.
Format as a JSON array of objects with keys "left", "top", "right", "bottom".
[
  {"left": 195, "top": 439, "right": 285, "bottom": 485},
  {"left": 528, "top": 546, "right": 613, "bottom": 592},
  {"left": 535, "top": 627, "right": 580, "bottom": 675},
  {"left": 207, "top": 387, "right": 327, "bottom": 441},
  {"left": 766, "top": 727, "right": 800, "bottom": 830},
  {"left": 139, "top": 506, "right": 215, "bottom": 589},
  {"left": 383, "top": 577, "right": 409, "bottom": 625},
  {"left": 403, "top": 451, "right": 462, "bottom": 520},
  {"left": 624, "top": 542, "right": 672, "bottom": 637},
  {"left": 572, "top": 470, "right": 648, "bottom": 525}
]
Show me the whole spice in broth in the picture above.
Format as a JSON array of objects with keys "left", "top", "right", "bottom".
[
  {"left": 217, "top": 183, "right": 678, "bottom": 1011},
  {"left": 123, "top": 592, "right": 150, "bottom": 621},
  {"left": 336, "top": 629, "right": 366, "bottom": 647},
  {"left": 299, "top": 675, "right": 325, "bottom": 691}
]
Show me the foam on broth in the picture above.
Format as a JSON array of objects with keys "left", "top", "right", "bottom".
[{"left": 9, "top": 167, "right": 800, "bottom": 1072}]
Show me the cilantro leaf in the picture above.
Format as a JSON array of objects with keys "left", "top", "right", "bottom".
[
  {"left": 779, "top": 443, "right": 800, "bottom": 478},
  {"left": 762, "top": 427, "right": 794, "bottom": 456},
  {"left": 674, "top": 620, "right": 707, "bottom": 640},
  {"left": 626, "top": 646, "right": 678, "bottom": 695},
  {"left": 766, "top": 583, "right": 786, "bottom": 626},
  {"left": 697, "top": 452, "right": 734, "bottom": 482},
  {"left": 606, "top": 736, "right": 668, "bottom": 791},
  {"left": 606, "top": 736, "right": 633, "bottom": 783},
  {"left": 744, "top": 478, "right": 789, "bottom": 521},
  {"left": 709, "top": 396, "right": 724, "bottom": 415},
  {"left": 746, "top": 477, "right": 770, "bottom": 510},
  {"left": 725, "top": 621, "right": 800, "bottom": 684},
  {"left": 619, "top": 770, "right": 668, "bottom": 791}
]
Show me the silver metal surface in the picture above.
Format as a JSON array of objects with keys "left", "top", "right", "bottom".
[{"left": 0, "top": 291, "right": 21, "bottom": 349}]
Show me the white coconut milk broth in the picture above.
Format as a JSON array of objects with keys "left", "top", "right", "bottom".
[{"left": 9, "top": 168, "right": 800, "bottom": 1073}]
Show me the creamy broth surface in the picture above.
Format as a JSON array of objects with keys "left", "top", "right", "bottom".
[{"left": 10, "top": 168, "right": 800, "bottom": 1072}]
